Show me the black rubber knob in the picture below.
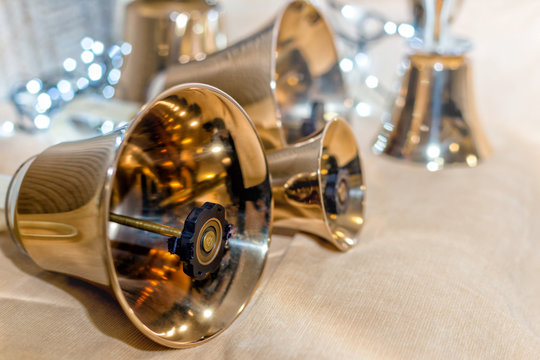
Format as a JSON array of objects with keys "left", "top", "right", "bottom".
[{"left": 168, "top": 202, "right": 233, "bottom": 279}]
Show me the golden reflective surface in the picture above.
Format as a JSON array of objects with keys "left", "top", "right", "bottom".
[
  {"left": 153, "top": 0, "right": 348, "bottom": 150},
  {"left": 117, "top": 0, "right": 227, "bottom": 102},
  {"left": 373, "top": 53, "right": 491, "bottom": 171},
  {"left": 6, "top": 84, "right": 272, "bottom": 348},
  {"left": 268, "top": 118, "right": 365, "bottom": 251}
]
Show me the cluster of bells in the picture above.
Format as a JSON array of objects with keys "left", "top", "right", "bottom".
[{"left": 3, "top": 0, "right": 489, "bottom": 349}]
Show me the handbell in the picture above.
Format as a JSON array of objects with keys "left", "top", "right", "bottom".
[
  {"left": 148, "top": 0, "right": 350, "bottom": 150},
  {"left": 268, "top": 117, "right": 365, "bottom": 251},
  {"left": 116, "top": 0, "right": 227, "bottom": 102},
  {"left": 4, "top": 83, "right": 272, "bottom": 348},
  {"left": 372, "top": 0, "right": 490, "bottom": 171}
]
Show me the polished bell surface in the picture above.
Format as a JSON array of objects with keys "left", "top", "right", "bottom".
[
  {"left": 5, "top": 83, "right": 272, "bottom": 348},
  {"left": 116, "top": 0, "right": 227, "bottom": 102},
  {"left": 267, "top": 117, "right": 365, "bottom": 251},
  {"left": 149, "top": 0, "right": 350, "bottom": 150},
  {"left": 373, "top": 0, "right": 490, "bottom": 170}
]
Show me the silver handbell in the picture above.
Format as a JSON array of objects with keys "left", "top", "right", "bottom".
[
  {"left": 4, "top": 83, "right": 272, "bottom": 348},
  {"left": 268, "top": 117, "right": 365, "bottom": 251},
  {"left": 372, "top": 0, "right": 490, "bottom": 171},
  {"left": 116, "top": 0, "right": 227, "bottom": 103},
  {"left": 148, "top": 0, "right": 350, "bottom": 151}
]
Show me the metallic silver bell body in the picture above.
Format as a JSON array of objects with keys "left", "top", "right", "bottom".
[
  {"left": 373, "top": 0, "right": 490, "bottom": 170},
  {"left": 149, "top": 0, "right": 349, "bottom": 150},
  {"left": 5, "top": 83, "right": 272, "bottom": 348},
  {"left": 373, "top": 53, "right": 490, "bottom": 170},
  {"left": 267, "top": 117, "right": 365, "bottom": 251},
  {"left": 116, "top": 0, "right": 227, "bottom": 102}
]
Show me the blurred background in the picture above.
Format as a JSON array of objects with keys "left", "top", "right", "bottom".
[{"left": 0, "top": 0, "right": 539, "bottom": 172}]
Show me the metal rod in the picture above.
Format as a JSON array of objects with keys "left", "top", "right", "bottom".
[{"left": 109, "top": 212, "right": 183, "bottom": 238}]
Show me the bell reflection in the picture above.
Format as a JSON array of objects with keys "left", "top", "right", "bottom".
[{"left": 6, "top": 83, "right": 272, "bottom": 348}]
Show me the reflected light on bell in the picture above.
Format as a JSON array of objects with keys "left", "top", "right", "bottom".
[
  {"left": 36, "top": 93, "right": 52, "bottom": 110},
  {"left": 176, "top": 13, "right": 189, "bottom": 29},
  {"left": 57, "top": 80, "right": 72, "bottom": 94},
  {"left": 108, "top": 69, "right": 121, "bottom": 85},
  {"left": 181, "top": 137, "right": 192, "bottom": 145},
  {"left": 365, "top": 75, "right": 379, "bottom": 89},
  {"left": 398, "top": 23, "right": 415, "bottom": 38},
  {"left": 91, "top": 41, "right": 105, "bottom": 55},
  {"left": 426, "top": 145, "right": 441, "bottom": 158},
  {"left": 103, "top": 85, "right": 115, "bottom": 99},
  {"left": 88, "top": 63, "right": 104, "bottom": 81},
  {"left": 340, "top": 4, "right": 359, "bottom": 20},
  {"left": 80, "top": 36, "right": 94, "bottom": 50},
  {"left": 339, "top": 58, "right": 354, "bottom": 73},
  {"left": 204, "top": 173, "right": 215, "bottom": 180},
  {"left": 203, "top": 309, "right": 213, "bottom": 319},
  {"left": 190, "top": 120, "right": 199, "bottom": 127},
  {"left": 100, "top": 120, "right": 114, "bottom": 134},
  {"left": 352, "top": 216, "right": 364, "bottom": 225},
  {"left": 63, "top": 58, "right": 77, "bottom": 72},
  {"left": 169, "top": 181, "right": 181, "bottom": 189},
  {"left": 426, "top": 161, "right": 440, "bottom": 172},
  {"left": 26, "top": 79, "right": 42, "bottom": 94},
  {"left": 323, "top": 112, "right": 339, "bottom": 122},
  {"left": 179, "top": 324, "right": 188, "bottom": 332},
  {"left": 211, "top": 145, "right": 223, "bottom": 153},
  {"left": 384, "top": 21, "right": 397, "bottom": 35},
  {"left": 81, "top": 50, "right": 95, "bottom": 64},
  {"left": 120, "top": 43, "right": 132, "bottom": 56},
  {"left": 466, "top": 154, "right": 478, "bottom": 167},
  {"left": 286, "top": 74, "right": 298, "bottom": 87},
  {"left": 355, "top": 53, "right": 369, "bottom": 68},
  {"left": 166, "top": 328, "right": 176, "bottom": 337},
  {"left": 193, "top": 23, "right": 204, "bottom": 35},
  {"left": 33, "top": 115, "right": 50, "bottom": 129},
  {"left": 77, "top": 77, "right": 90, "bottom": 90},
  {"left": 355, "top": 102, "right": 371, "bottom": 117},
  {"left": 1, "top": 121, "right": 14, "bottom": 135},
  {"left": 208, "top": 9, "right": 219, "bottom": 22},
  {"left": 449, "top": 142, "right": 460, "bottom": 153}
]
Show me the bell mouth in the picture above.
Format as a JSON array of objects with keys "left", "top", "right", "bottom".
[
  {"left": 105, "top": 83, "right": 272, "bottom": 347},
  {"left": 318, "top": 118, "right": 365, "bottom": 250},
  {"left": 273, "top": 0, "right": 349, "bottom": 144}
]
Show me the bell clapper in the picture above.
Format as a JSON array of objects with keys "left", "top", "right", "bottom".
[{"left": 109, "top": 202, "right": 233, "bottom": 279}]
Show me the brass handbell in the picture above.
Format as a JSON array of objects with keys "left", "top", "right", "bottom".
[
  {"left": 116, "top": 0, "right": 227, "bottom": 102},
  {"left": 268, "top": 117, "right": 365, "bottom": 251},
  {"left": 148, "top": 0, "right": 350, "bottom": 150},
  {"left": 4, "top": 84, "right": 272, "bottom": 348},
  {"left": 372, "top": 0, "right": 490, "bottom": 171}
]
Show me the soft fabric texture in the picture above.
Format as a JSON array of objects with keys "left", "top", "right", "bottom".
[{"left": 1, "top": 0, "right": 540, "bottom": 358}]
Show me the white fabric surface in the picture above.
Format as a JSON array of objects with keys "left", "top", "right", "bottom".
[{"left": 1, "top": 0, "right": 540, "bottom": 358}]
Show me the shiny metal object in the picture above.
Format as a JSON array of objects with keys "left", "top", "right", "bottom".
[
  {"left": 116, "top": 0, "right": 227, "bottom": 102},
  {"left": 109, "top": 212, "right": 184, "bottom": 237},
  {"left": 372, "top": 0, "right": 490, "bottom": 170},
  {"left": 410, "top": 0, "right": 463, "bottom": 40},
  {"left": 5, "top": 83, "right": 272, "bottom": 348},
  {"left": 268, "top": 117, "right": 365, "bottom": 251},
  {"left": 149, "top": 0, "right": 349, "bottom": 150}
]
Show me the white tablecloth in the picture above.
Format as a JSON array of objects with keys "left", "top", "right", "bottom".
[{"left": 1, "top": 0, "right": 540, "bottom": 358}]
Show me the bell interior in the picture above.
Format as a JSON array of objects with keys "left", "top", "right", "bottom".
[
  {"left": 319, "top": 119, "right": 365, "bottom": 249},
  {"left": 107, "top": 86, "right": 271, "bottom": 346}
]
